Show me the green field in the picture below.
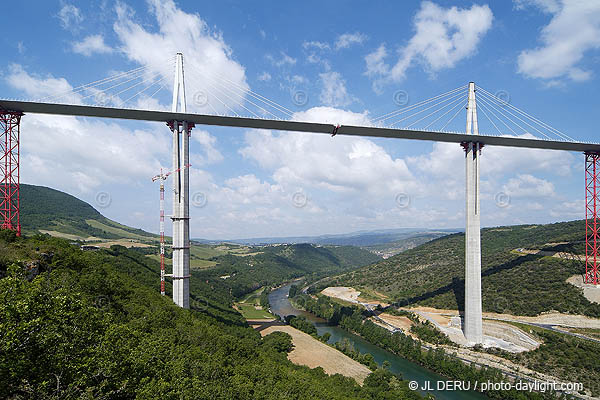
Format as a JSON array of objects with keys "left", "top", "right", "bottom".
[
  {"left": 86, "top": 219, "right": 156, "bottom": 241},
  {"left": 145, "top": 243, "right": 262, "bottom": 269},
  {"left": 235, "top": 302, "right": 274, "bottom": 319},
  {"left": 234, "top": 287, "right": 273, "bottom": 319}
]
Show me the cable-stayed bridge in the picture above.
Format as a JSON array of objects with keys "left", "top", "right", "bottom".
[{"left": 1, "top": 53, "right": 599, "bottom": 344}]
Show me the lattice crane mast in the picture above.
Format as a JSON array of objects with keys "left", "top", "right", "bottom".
[{"left": 152, "top": 164, "right": 190, "bottom": 295}]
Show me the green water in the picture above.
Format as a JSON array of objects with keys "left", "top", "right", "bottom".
[{"left": 269, "top": 283, "right": 487, "bottom": 400}]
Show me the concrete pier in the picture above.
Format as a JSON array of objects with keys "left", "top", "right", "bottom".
[
  {"left": 171, "top": 53, "right": 190, "bottom": 309},
  {"left": 464, "top": 82, "right": 483, "bottom": 344}
]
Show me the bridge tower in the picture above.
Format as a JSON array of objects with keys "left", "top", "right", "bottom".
[
  {"left": 169, "top": 53, "right": 192, "bottom": 308},
  {"left": 585, "top": 152, "right": 600, "bottom": 285},
  {"left": 0, "top": 110, "right": 22, "bottom": 236},
  {"left": 462, "top": 82, "right": 483, "bottom": 344}
]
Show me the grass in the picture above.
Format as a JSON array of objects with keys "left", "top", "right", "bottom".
[
  {"left": 85, "top": 219, "right": 154, "bottom": 241},
  {"left": 240, "top": 287, "right": 264, "bottom": 304},
  {"left": 190, "top": 244, "right": 228, "bottom": 259},
  {"left": 560, "top": 327, "right": 600, "bottom": 340},
  {"left": 38, "top": 230, "right": 99, "bottom": 241},
  {"left": 356, "top": 286, "right": 389, "bottom": 302},
  {"left": 235, "top": 302, "right": 274, "bottom": 319}
]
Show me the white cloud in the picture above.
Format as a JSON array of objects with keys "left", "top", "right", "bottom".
[
  {"left": 19, "top": 113, "right": 166, "bottom": 193},
  {"left": 318, "top": 71, "right": 354, "bottom": 107},
  {"left": 335, "top": 32, "right": 367, "bottom": 50},
  {"left": 72, "top": 34, "right": 113, "bottom": 56},
  {"left": 257, "top": 71, "right": 271, "bottom": 81},
  {"left": 266, "top": 52, "right": 297, "bottom": 67},
  {"left": 191, "top": 130, "right": 224, "bottom": 165},
  {"left": 516, "top": 0, "right": 600, "bottom": 82},
  {"left": 303, "top": 41, "right": 330, "bottom": 50},
  {"left": 365, "top": 45, "right": 388, "bottom": 77},
  {"left": 240, "top": 108, "right": 416, "bottom": 198},
  {"left": 502, "top": 174, "right": 556, "bottom": 198},
  {"left": 514, "top": 0, "right": 561, "bottom": 13},
  {"left": 5, "top": 64, "right": 80, "bottom": 103},
  {"left": 292, "top": 106, "right": 371, "bottom": 125},
  {"left": 5, "top": 66, "right": 220, "bottom": 198},
  {"left": 113, "top": 0, "right": 249, "bottom": 113},
  {"left": 365, "top": 1, "right": 493, "bottom": 85},
  {"left": 57, "top": 4, "right": 83, "bottom": 31},
  {"left": 409, "top": 135, "right": 575, "bottom": 180}
]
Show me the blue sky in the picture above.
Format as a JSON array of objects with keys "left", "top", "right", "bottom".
[{"left": 1, "top": 0, "right": 599, "bottom": 239}]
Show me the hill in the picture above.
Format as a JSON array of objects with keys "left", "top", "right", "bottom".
[
  {"left": 0, "top": 230, "right": 421, "bottom": 399},
  {"left": 332, "top": 220, "right": 600, "bottom": 318},
  {"left": 194, "top": 228, "right": 456, "bottom": 247},
  {"left": 196, "top": 243, "right": 382, "bottom": 298},
  {"left": 19, "top": 184, "right": 380, "bottom": 299},
  {"left": 20, "top": 184, "right": 157, "bottom": 241}
]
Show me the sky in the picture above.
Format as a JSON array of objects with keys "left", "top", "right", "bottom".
[{"left": 1, "top": 0, "right": 599, "bottom": 239}]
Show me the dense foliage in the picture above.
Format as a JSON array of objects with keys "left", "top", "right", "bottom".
[
  {"left": 0, "top": 231, "right": 428, "bottom": 399},
  {"left": 336, "top": 221, "right": 600, "bottom": 317},
  {"left": 485, "top": 322, "right": 600, "bottom": 398},
  {"left": 285, "top": 315, "right": 318, "bottom": 336},
  {"left": 292, "top": 293, "right": 559, "bottom": 400},
  {"left": 195, "top": 243, "right": 380, "bottom": 299}
]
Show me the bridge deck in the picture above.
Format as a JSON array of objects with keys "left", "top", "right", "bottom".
[{"left": 1, "top": 100, "right": 598, "bottom": 152}]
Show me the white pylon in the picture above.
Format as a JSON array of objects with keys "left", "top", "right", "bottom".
[
  {"left": 463, "top": 82, "right": 483, "bottom": 344},
  {"left": 170, "top": 52, "right": 191, "bottom": 309}
]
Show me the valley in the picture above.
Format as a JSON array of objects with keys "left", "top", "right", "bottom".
[{"left": 3, "top": 184, "right": 599, "bottom": 399}]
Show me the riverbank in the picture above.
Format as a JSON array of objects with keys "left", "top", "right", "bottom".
[
  {"left": 270, "top": 283, "right": 489, "bottom": 400},
  {"left": 248, "top": 319, "right": 372, "bottom": 384}
]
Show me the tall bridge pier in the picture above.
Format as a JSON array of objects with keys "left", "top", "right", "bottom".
[
  {"left": 462, "top": 82, "right": 483, "bottom": 344},
  {"left": 169, "top": 53, "right": 192, "bottom": 309}
]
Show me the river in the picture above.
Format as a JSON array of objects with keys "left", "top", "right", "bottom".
[{"left": 269, "top": 283, "right": 487, "bottom": 400}]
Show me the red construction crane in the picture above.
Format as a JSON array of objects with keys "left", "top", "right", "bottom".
[{"left": 152, "top": 164, "right": 190, "bottom": 296}]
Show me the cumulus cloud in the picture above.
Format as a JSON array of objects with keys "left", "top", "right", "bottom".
[
  {"left": 257, "top": 71, "right": 271, "bottom": 81},
  {"left": 72, "top": 34, "right": 113, "bottom": 56},
  {"left": 5, "top": 62, "right": 222, "bottom": 196},
  {"left": 57, "top": 4, "right": 83, "bottom": 31},
  {"left": 502, "top": 174, "right": 556, "bottom": 198},
  {"left": 191, "top": 130, "right": 224, "bottom": 165},
  {"left": 5, "top": 64, "right": 80, "bottom": 103},
  {"left": 318, "top": 71, "right": 354, "bottom": 107},
  {"left": 365, "top": 1, "right": 493, "bottom": 87},
  {"left": 266, "top": 52, "right": 296, "bottom": 67},
  {"left": 113, "top": 0, "right": 249, "bottom": 113},
  {"left": 303, "top": 41, "right": 330, "bottom": 50},
  {"left": 516, "top": 0, "right": 600, "bottom": 83},
  {"left": 241, "top": 108, "right": 416, "bottom": 199},
  {"left": 335, "top": 32, "right": 367, "bottom": 50}
]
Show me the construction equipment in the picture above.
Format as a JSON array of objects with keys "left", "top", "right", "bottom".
[{"left": 152, "top": 164, "right": 190, "bottom": 295}]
